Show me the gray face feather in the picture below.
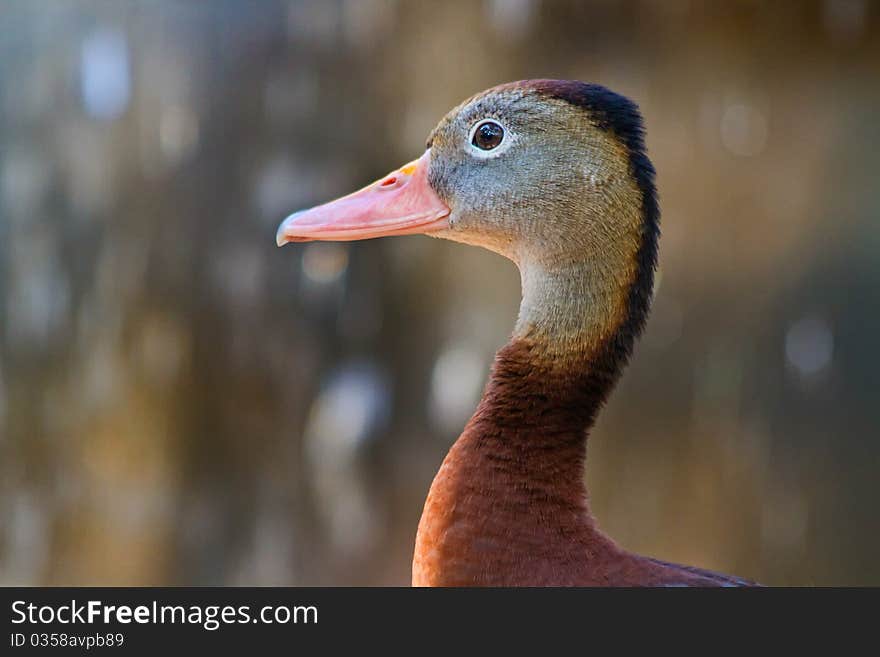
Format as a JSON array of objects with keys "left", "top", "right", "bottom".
[{"left": 425, "top": 85, "right": 641, "bottom": 272}]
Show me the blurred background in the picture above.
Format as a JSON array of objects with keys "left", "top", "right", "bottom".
[{"left": 1, "top": 0, "right": 878, "bottom": 586}]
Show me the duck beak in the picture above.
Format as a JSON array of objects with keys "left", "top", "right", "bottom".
[{"left": 276, "top": 150, "right": 449, "bottom": 246}]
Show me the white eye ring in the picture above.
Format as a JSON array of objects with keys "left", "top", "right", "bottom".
[{"left": 467, "top": 118, "right": 514, "bottom": 159}]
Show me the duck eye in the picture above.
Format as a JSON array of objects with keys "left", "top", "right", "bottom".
[{"left": 472, "top": 121, "right": 504, "bottom": 150}]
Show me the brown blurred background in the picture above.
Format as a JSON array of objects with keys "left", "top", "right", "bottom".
[{"left": 1, "top": 0, "right": 878, "bottom": 586}]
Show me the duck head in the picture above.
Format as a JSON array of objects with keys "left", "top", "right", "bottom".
[{"left": 277, "top": 79, "right": 658, "bottom": 356}]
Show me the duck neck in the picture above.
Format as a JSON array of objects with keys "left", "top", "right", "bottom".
[
  {"left": 484, "top": 255, "right": 643, "bottom": 436},
  {"left": 457, "top": 261, "right": 634, "bottom": 500},
  {"left": 412, "top": 256, "right": 650, "bottom": 584},
  {"left": 414, "top": 219, "right": 657, "bottom": 584}
]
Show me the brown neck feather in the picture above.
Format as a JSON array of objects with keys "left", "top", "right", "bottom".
[
  {"left": 467, "top": 335, "right": 620, "bottom": 515},
  {"left": 479, "top": 336, "right": 621, "bottom": 443}
]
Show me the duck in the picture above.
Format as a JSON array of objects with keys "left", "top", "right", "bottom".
[{"left": 276, "top": 79, "right": 757, "bottom": 587}]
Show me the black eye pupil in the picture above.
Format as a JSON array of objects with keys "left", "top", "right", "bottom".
[{"left": 473, "top": 121, "right": 504, "bottom": 150}]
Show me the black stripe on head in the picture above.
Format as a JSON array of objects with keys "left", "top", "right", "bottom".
[{"left": 528, "top": 79, "right": 660, "bottom": 352}]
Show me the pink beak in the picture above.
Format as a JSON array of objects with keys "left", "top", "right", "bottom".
[{"left": 276, "top": 150, "right": 450, "bottom": 246}]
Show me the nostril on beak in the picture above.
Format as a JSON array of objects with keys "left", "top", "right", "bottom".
[{"left": 379, "top": 176, "right": 397, "bottom": 188}]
